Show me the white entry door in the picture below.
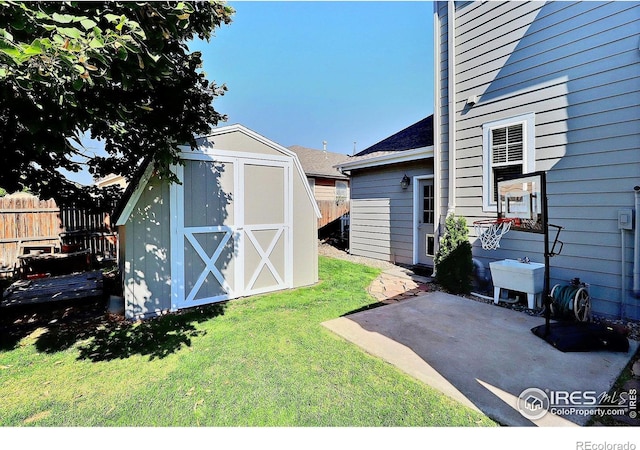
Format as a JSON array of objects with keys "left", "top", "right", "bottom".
[
  {"left": 171, "top": 153, "right": 292, "bottom": 311},
  {"left": 416, "top": 178, "right": 435, "bottom": 267}
]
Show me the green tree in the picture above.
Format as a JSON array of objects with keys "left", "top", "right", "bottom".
[
  {"left": 434, "top": 214, "right": 473, "bottom": 294},
  {"left": 0, "top": 1, "right": 233, "bottom": 206}
]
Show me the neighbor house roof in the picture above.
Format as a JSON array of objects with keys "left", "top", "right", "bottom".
[
  {"left": 287, "top": 145, "right": 350, "bottom": 180},
  {"left": 336, "top": 115, "right": 434, "bottom": 172}
]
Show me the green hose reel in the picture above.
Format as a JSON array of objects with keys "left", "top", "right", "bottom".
[{"left": 550, "top": 280, "right": 590, "bottom": 322}]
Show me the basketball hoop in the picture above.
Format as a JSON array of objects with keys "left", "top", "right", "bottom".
[{"left": 473, "top": 218, "right": 513, "bottom": 250}]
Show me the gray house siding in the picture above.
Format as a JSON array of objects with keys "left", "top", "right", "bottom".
[
  {"left": 350, "top": 160, "right": 434, "bottom": 265},
  {"left": 437, "top": 1, "right": 640, "bottom": 320}
]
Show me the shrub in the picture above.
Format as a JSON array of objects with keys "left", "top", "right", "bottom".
[{"left": 435, "top": 214, "right": 473, "bottom": 294}]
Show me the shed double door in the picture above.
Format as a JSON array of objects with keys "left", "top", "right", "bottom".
[{"left": 171, "top": 153, "right": 293, "bottom": 311}]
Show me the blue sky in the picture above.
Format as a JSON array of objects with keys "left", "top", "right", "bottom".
[
  {"left": 193, "top": 1, "right": 434, "bottom": 154},
  {"left": 69, "top": 1, "right": 434, "bottom": 185}
]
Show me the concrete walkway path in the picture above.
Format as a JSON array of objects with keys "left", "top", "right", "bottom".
[{"left": 323, "top": 291, "right": 639, "bottom": 427}]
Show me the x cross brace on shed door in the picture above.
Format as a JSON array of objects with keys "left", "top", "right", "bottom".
[
  {"left": 244, "top": 226, "right": 285, "bottom": 292},
  {"left": 183, "top": 227, "right": 233, "bottom": 303}
]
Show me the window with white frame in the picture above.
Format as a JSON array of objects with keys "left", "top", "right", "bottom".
[
  {"left": 482, "top": 113, "right": 535, "bottom": 211},
  {"left": 308, "top": 178, "right": 315, "bottom": 195},
  {"left": 335, "top": 180, "right": 348, "bottom": 203}
]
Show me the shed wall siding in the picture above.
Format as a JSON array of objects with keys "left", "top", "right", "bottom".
[
  {"left": 440, "top": 1, "right": 640, "bottom": 319},
  {"left": 350, "top": 160, "right": 434, "bottom": 265},
  {"left": 124, "top": 175, "right": 172, "bottom": 319},
  {"left": 293, "top": 169, "right": 319, "bottom": 287},
  {"left": 197, "top": 131, "right": 284, "bottom": 157}
]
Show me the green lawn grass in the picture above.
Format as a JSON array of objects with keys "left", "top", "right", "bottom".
[{"left": 0, "top": 256, "right": 496, "bottom": 427}]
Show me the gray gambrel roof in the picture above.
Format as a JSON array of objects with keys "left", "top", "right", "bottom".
[
  {"left": 113, "top": 125, "right": 322, "bottom": 226},
  {"left": 287, "top": 145, "right": 350, "bottom": 180}
]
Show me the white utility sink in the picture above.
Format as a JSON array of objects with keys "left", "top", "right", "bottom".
[{"left": 489, "top": 259, "right": 545, "bottom": 309}]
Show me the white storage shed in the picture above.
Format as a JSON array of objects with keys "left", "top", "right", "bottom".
[{"left": 114, "top": 125, "right": 321, "bottom": 320}]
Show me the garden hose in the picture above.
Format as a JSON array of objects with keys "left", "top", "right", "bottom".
[
  {"left": 553, "top": 285, "right": 578, "bottom": 317},
  {"left": 551, "top": 284, "right": 590, "bottom": 321}
]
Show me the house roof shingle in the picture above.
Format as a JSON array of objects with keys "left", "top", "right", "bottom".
[
  {"left": 354, "top": 115, "right": 434, "bottom": 157},
  {"left": 335, "top": 115, "right": 434, "bottom": 168},
  {"left": 287, "top": 145, "right": 350, "bottom": 180}
]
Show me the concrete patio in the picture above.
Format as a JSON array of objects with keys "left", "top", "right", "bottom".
[{"left": 322, "top": 291, "right": 639, "bottom": 427}]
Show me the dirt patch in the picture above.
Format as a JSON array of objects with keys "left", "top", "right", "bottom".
[{"left": 318, "top": 240, "right": 404, "bottom": 270}]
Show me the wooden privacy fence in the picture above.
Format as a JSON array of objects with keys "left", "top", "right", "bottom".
[
  {"left": 316, "top": 199, "right": 350, "bottom": 229},
  {"left": 0, "top": 195, "right": 60, "bottom": 270},
  {"left": 0, "top": 193, "right": 117, "bottom": 273},
  {"left": 58, "top": 203, "right": 117, "bottom": 258}
]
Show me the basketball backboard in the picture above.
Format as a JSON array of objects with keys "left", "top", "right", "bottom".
[{"left": 497, "top": 171, "right": 546, "bottom": 233}]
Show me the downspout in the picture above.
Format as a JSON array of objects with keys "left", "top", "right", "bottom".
[
  {"left": 433, "top": 3, "right": 442, "bottom": 260},
  {"left": 633, "top": 186, "right": 640, "bottom": 297},
  {"left": 621, "top": 226, "right": 626, "bottom": 319},
  {"left": 447, "top": 0, "right": 456, "bottom": 216}
]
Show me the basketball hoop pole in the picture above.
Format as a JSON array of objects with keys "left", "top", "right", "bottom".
[
  {"left": 539, "top": 172, "right": 566, "bottom": 336},
  {"left": 541, "top": 171, "right": 552, "bottom": 336}
]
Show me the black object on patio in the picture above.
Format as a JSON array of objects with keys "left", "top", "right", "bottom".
[{"left": 532, "top": 322, "right": 629, "bottom": 353}]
